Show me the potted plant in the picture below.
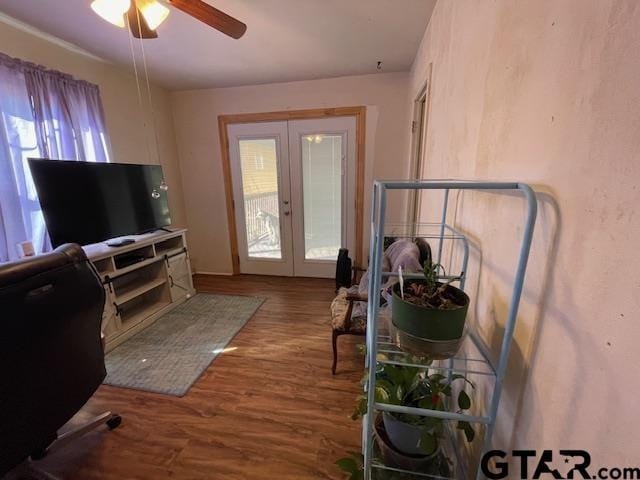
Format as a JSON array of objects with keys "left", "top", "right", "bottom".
[
  {"left": 391, "top": 253, "right": 470, "bottom": 358},
  {"left": 339, "top": 363, "right": 475, "bottom": 476}
]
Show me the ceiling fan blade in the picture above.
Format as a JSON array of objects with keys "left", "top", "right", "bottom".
[
  {"left": 168, "top": 0, "right": 247, "bottom": 39},
  {"left": 127, "top": 4, "right": 158, "bottom": 39}
]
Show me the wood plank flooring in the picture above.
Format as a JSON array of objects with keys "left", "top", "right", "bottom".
[{"left": 36, "top": 275, "right": 363, "bottom": 480}]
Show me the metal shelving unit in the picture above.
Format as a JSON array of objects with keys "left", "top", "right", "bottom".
[{"left": 363, "top": 181, "right": 537, "bottom": 480}]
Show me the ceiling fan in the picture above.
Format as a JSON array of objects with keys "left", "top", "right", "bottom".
[{"left": 90, "top": 0, "right": 247, "bottom": 39}]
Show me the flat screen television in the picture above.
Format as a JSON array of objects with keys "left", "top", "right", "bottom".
[{"left": 28, "top": 159, "right": 171, "bottom": 247}]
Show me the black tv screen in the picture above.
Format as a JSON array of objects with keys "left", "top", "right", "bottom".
[{"left": 29, "top": 159, "right": 171, "bottom": 247}]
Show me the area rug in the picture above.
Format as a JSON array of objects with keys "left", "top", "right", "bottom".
[{"left": 104, "top": 293, "right": 264, "bottom": 396}]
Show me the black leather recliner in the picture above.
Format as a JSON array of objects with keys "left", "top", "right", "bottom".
[{"left": 0, "top": 244, "right": 121, "bottom": 477}]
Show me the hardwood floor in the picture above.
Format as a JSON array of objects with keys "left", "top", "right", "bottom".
[{"left": 38, "top": 275, "right": 364, "bottom": 480}]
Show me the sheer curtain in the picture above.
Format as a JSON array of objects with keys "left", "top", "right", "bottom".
[
  {"left": 0, "top": 53, "right": 110, "bottom": 262},
  {"left": 27, "top": 69, "right": 110, "bottom": 163},
  {"left": 0, "top": 58, "right": 38, "bottom": 262}
]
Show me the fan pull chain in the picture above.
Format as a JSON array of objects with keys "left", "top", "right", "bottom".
[
  {"left": 125, "top": 10, "right": 154, "bottom": 167},
  {"left": 136, "top": 15, "right": 164, "bottom": 171}
]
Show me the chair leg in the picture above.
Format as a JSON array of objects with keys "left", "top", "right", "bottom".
[
  {"left": 331, "top": 330, "right": 339, "bottom": 375},
  {"left": 7, "top": 461, "right": 63, "bottom": 480},
  {"left": 6, "top": 412, "right": 122, "bottom": 480},
  {"left": 31, "top": 412, "right": 122, "bottom": 460}
]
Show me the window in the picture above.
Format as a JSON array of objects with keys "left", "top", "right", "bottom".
[{"left": 0, "top": 53, "right": 111, "bottom": 262}]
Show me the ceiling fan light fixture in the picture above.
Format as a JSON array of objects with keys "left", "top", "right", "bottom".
[
  {"left": 136, "top": 0, "right": 170, "bottom": 30},
  {"left": 91, "top": 0, "right": 131, "bottom": 28}
]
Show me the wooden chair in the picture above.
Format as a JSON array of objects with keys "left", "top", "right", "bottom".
[
  {"left": 330, "top": 238, "right": 431, "bottom": 374},
  {"left": 330, "top": 266, "right": 366, "bottom": 375}
]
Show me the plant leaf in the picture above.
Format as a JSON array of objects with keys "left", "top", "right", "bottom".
[
  {"left": 458, "top": 390, "right": 471, "bottom": 410},
  {"left": 351, "top": 395, "right": 368, "bottom": 420},
  {"left": 384, "top": 365, "right": 404, "bottom": 386},
  {"left": 374, "top": 385, "right": 391, "bottom": 404},
  {"left": 419, "top": 431, "right": 437, "bottom": 455},
  {"left": 408, "top": 371, "right": 422, "bottom": 393},
  {"left": 402, "top": 367, "right": 421, "bottom": 389},
  {"left": 457, "top": 421, "right": 476, "bottom": 442},
  {"left": 335, "top": 458, "right": 359, "bottom": 474},
  {"left": 464, "top": 423, "right": 475, "bottom": 442},
  {"left": 376, "top": 380, "right": 393, "bottom": 397},
  {"left": 394, "top": 384, "right": 404, "bottom": 403}
]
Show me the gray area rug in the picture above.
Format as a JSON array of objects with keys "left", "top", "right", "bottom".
[{"left": 104, "top": 293, "right": 264, "bottom": 396}]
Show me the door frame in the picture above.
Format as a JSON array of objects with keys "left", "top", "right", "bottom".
[
  {"left": 407, "top": 63, "right": 433, "bottom": 227},
  {"left": 218, "top": 106, "right": 366, "bottom": 275}
]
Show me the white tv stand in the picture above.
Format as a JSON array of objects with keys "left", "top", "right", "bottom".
[{"left": 83, "top": 228, "right": 195, "bottom": 353}]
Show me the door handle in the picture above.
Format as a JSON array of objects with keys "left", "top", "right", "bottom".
[
  {"left": 284, "top": 211, "right": 290, "bottom": 216},
  {"left": 283, "top": 200, "right": 290, "bottom": 205}
]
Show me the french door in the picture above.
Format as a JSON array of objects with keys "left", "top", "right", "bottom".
[{"left": 228, "top": 116, "right": 356, "bottom": 278}]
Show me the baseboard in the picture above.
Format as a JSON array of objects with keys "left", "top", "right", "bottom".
[{"left": 194, "top": 271, "right": 234, "bottom": 276}]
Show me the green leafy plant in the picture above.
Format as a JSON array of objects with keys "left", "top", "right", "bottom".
[
  {"left": 352, "top": 364, "right": 475, "bottom": 453},
  {"left": 335, "top": 453, "right": 364, "bottom": 480},
  {"left": 423, "top": 257, "right": 439, "bottom": 295},
  {"left": 402, "top": 258, "right": 463, "bottom": 310}
]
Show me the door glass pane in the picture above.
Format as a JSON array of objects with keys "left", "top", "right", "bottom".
[
  {"left": 301, "top": 134, "right": 342, "bottom": 260},
  {"left": 239, "top": 139, "right": 281, "bottom": 259}
]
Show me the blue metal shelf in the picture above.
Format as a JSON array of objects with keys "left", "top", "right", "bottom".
[
  {"left": 376, "top": 335, "right": 496, "bottom": 378},
  {"left": 368, "top": 414, "right": 482, "bottom": 479},
  {"left": 362, "top": 180, "right": 537, "bottom": 480}
]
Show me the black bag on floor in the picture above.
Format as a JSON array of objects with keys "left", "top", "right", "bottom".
[{"left": 335, "top": 248, "right": 352, "bottom": 291}]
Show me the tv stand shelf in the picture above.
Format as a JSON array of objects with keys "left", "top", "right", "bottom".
[
  {"left": 83, "top": 229, "right": 195, "bottom": 352},
  {"left": 115, "top": 277, "right": 167, "bottom": 305}
]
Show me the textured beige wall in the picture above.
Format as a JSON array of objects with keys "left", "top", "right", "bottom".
[
  {"left": 0, "top": 19, "right": 187, "bottom": 228},
  {"left": 409, "top": 0, "right": 639, "bottom": 464},
  {"left": 171, "top": 73, "right": 411, "bottom": 274}
]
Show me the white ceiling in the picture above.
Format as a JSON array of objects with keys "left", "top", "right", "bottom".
[{"left": 0, "top": 0, "right": 435, "bottom": 90}]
